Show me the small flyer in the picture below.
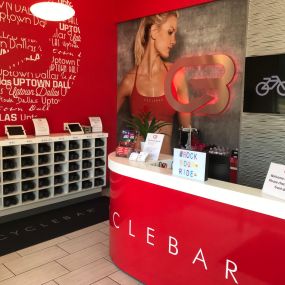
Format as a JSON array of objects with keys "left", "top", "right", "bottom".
[
  {"left": 32, "top": 118, "right": 50, "bottom": 136},
  {"left": 143, "top": 133, "right": 164, "bottom": 161},
  {"left": 262, "top": 162, "right": 285, "bottom": 200},
  {"left": 89, "top": 117, "right": 102, "bottom": 133}
]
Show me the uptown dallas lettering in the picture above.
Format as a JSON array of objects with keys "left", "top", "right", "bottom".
[
  {"left": 0, "top": 0, "right": 81, "bottom": 118},
  {"left": 112, "top": 211, "right": 239, "bottom": 284}
]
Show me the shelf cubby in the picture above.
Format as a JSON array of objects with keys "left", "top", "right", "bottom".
[{"left": 0, "top": 133, "right": 107, "bottom": 215}]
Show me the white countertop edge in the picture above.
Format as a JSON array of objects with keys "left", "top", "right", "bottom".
[{"left": 108, "top": 153, "right": 285, "bottom": 220}]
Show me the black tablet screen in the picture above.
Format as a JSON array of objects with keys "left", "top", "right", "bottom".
[
  {"left": 68, "top": 124, "right": 82, "bottom": 132},
  {"left": 7, "top": 126, "right": 24, "bottom": 136}
]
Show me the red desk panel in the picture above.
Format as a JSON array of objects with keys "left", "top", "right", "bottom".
[{"left": 110, "top": 171, "right": 285, "bottom": 285}]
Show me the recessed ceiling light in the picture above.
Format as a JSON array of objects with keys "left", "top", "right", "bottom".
[{"left": 30, "top": 2, "right": 75, "bottom": 22}]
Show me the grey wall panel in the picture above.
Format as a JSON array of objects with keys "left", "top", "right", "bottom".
[
  {"left": 239, "top": 0, "right": 285, "bottom": 188},
  {"left": 247, "top": 0, "right": 285, "bottom": 57},
  {"left": 239, "top": 113, "right": 285, "bottom": 189}
]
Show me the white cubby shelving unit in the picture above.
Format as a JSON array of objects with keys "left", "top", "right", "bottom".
[{"left": 0, "top": 132, "right": 108, "bottom": 217}]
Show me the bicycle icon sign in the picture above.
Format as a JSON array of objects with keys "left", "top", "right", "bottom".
[{"left": 255, "top": 75, "right": 285, "bottom": 96}]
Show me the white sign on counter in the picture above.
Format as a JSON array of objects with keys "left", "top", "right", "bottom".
[
  {"left": 262, "top": 162, "right": 285, "bottom": 200},
  {"left": 172, "top": 148, "right": 208, "bottom": 182},
  {"left": 32, "top": 118, "right": 50, "bottom": 136},
  {"left": 143, "top": 133, "right": 164, "bottom": 161},
  {"left": 89, "top": 117, "right": 102, "bottom": 133}
]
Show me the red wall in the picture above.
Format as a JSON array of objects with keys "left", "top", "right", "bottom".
[
  {"left": 0, "top": 0, "right": 118, "bottom": 151},
  {"left": 48, "top": 0, "right": 118, "bottom": 151}
]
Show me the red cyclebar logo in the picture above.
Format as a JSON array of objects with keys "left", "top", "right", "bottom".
[{"left": 164, "top": 54, "right": 236, "bottom": 116}]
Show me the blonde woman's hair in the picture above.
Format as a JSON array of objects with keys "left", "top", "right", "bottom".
[{"left": 134, "top": 11, "right": 178, "bottom": 66}]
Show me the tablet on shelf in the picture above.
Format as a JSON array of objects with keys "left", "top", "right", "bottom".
[
  {"left": 5, "top": 125, "right": 27, "bottom": 139},
  {"left": 66, "top": 123, "right": 84, "bottom": 135}
]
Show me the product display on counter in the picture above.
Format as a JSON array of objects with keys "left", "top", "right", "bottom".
[
  {"left": 0, "top": 133, "right": 108, "bottom": 217},
  {"left": 116, "top": 130, "right": 137, "bottom": 157}
]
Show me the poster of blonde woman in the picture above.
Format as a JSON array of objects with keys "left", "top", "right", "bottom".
[{"left": 117, "top": 0, "right": 247, "bottom": 153}]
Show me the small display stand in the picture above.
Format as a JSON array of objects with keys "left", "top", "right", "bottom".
[
  {"left": 5, "top": 125, "right": 27, "bottom": 139},
  {"left": 66, "top": 123, "right": 84, "bottom": 135}
]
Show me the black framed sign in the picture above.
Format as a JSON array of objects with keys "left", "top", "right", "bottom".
[{"left": 244, "top": 54, "right": 285, "bottom": 114}]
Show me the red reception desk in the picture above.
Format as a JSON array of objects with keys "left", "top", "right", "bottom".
[{"left": 108, "top": 152, "right": 285, "bottom": 285}]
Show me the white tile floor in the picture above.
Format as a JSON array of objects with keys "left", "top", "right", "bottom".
[{"left": 0, "top": 221, "right": 143, "bottom": 285}]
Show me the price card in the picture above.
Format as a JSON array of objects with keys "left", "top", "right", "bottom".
[
  {"left": 32, "top": 118, "right": 50, "bottom": 136},
  {"left": 89, "top": 117, "right": 102, "bottom": 133},
  {"left": 262, "top": 162, "right": 285, "bottom": 200}
]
